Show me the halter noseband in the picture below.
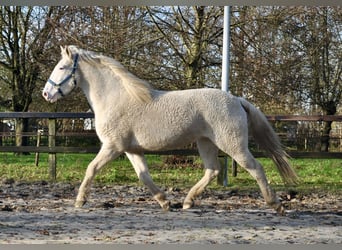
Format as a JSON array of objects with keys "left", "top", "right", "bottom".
[{"left": 47, "top": 53, "right": 79, "bottom": 97}]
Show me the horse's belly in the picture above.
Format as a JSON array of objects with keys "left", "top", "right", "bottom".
[{"left": 129, "top": 126, "right": 200, "bottom": 152}]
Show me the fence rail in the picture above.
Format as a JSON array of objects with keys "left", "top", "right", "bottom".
[
  {"left": 1, "top": 146, "right": 342, "bottom": 158},
  {"left": 1, "top": 112, "right": 342, "bottom": 181},
  {"left": 1, "top": 112, "right": 342, "bottom": 120},
  {"left": 0, "top": 112, "right": 94, "bottom": 119}
]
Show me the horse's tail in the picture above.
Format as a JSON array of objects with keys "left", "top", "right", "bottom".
[{"left": 239, "top": 98, "right": 298, "bottom": 185}]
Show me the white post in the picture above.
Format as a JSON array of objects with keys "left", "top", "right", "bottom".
[
  {"left": 220, "top": 6, "right": 231, "bottom": 187},
  {"left": 221, "top": 6, "right": 231, "bottom": 93}
]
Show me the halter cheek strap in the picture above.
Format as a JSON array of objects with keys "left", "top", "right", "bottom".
[{"left": 47, "top": 54, "right": 79, "bottom": 97}]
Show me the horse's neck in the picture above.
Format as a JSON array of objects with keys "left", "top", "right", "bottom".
[{"left": 78, "top": 63, "right": 124, "bottom": 114}]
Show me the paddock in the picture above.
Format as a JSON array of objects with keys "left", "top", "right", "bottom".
[{"left": 0, "top": 181, "right": 341, "bottom": 244}]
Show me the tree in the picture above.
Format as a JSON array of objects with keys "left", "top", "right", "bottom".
[
  {"left": 230, "top": 7, "right": 305, "bottom": 113},
  {"left": 230, "top": 6, "right": 341, "bottom": 151},
  {"left": 146, "top": 6, "right": 223, "bottom": 89},
  {"left": 295, "top": 7, "right": 341, "bottom": 151},
  {"left": 0, "top": 6, "right": 61, "bottom": 147}
]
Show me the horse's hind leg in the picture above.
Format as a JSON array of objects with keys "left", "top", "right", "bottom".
[
  {"left": 233, "top": 151, "right": 284, "bottom": 214},
  {"left": 75, "top": 146, "right": 121, "bottom": 208},
  {"left": 183, "top": 138, "right": 221, "bottom": 209},
  {"left": 125, "top": 152, "right": 170, "bottom": 211}
]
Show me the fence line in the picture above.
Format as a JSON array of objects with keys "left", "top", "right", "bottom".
[
  {"left": 1, "top": 112, "right": 342, "bottom": 181},
  {"left": 1, "top": 112, "right": 342, "bottom": 120}
]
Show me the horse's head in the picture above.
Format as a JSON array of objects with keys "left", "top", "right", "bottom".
[{"left": 42, "top": 46, "right": 80, "bottom": 103}]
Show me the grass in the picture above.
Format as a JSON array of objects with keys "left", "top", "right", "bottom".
[{"left": 0, "top": 152, "right": 341, "bottom": 194}]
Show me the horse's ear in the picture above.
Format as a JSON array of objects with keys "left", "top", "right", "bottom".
[
  {"left": 65, "top": 46, "right": 72, "bottom": 59},
  {"left": 60, "top": 45, "right": 67, "bottom": 57},
  {"left": 60, "top": 45, "right": 72, "bottom": 60}
]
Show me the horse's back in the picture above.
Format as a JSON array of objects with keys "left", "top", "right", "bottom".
[
  {"left": 157, "top": 88, "right": 246, "bottom": 126},
  {"left": 136, "top": 88, "right": 246, "bottom": 147}
]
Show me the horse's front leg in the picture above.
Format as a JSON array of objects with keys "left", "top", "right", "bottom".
[
  {"left": 125, "top": 152, "right": 170, "bottom": 211},
  {"left": 75, "top": 146, "right": 120, "bottom": 208}
]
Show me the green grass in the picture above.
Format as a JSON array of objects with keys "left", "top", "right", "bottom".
[
  {"left": 0, "top": 153, "right": 341, "bottom": 194},
  {"left": 229, "top": 158, "right": 342, "bottom": 193}
]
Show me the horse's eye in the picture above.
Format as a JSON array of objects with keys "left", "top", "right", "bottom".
[{"left": 59, "top": 67, "right": 64, "bottom": 70}]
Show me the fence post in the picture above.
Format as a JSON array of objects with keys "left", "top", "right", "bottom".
[
  {"left": 35, "top": 129, "right": 42, "bottom": 166},
  {"left": 217, "top": 157, "right": 228, "bottom": 186},
  {"left": 232, "top": 159, "right": 238, "bottom": 177},
  {"left": 48, "top": 118, "right": 57, "bottom": 180}
]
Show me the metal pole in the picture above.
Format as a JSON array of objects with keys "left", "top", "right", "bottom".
[
  {"left": 221, "top": 6, "right": 231, "bottom": 93},
  {"left": 220, "top": 6, "right": 231, "bottom": 187}
]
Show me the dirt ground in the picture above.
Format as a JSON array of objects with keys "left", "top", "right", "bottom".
[{"left": 0, "top": 180, "right": 341, "bottom": 244}]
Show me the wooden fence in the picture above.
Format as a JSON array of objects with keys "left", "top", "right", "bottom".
[{"left": 0, "top": 112, "right": 342, "bottom": 181}]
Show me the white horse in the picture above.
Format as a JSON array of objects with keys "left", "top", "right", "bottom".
[{"left": 43, "top": 45, "right": 298, "bottom": 214}]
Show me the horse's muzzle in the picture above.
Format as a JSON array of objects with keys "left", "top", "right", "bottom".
[{"left": 42, "top": 89, "right": 58, "bottom": 103}]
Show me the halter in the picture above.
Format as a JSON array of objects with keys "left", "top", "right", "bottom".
[{"left": 47, "top": 53, "right": 79, "bottom": 97}]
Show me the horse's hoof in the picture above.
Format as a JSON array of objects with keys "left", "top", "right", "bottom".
[
  {"left": 154, "top": 193, "right": 170, "bottom": 211},
  {"left": 182, "top": 199, "right": 194, "bottom": 210},
  {"left": 75, "top": 200, "right": 86, "bottom": 208},
  {"left": 161, "top": 200, "right": 171, "bottom": 211},
  {"left": 275, "top": 204, "right": 285, "bottom": 216}
]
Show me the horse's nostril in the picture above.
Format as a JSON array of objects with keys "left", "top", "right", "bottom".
[{"left": 43, "top": 91, "right": 48, "bottom": 97}]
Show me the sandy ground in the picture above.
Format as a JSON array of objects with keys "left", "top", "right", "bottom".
[{"left": 0, "top": 181, "right": 341, "bottom": 244}]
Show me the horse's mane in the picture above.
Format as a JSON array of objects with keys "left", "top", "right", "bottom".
[{"left": 68, "top": 46, "right": 152, "bottom": 103}]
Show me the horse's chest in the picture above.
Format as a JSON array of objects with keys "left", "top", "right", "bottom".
[{"left": 95, "top": 118, "right": 131, "bottom": 143}]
